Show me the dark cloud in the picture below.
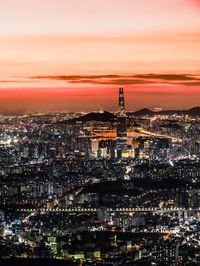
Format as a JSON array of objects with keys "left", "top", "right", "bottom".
[
  {"left": 31, "top": 73, "right": 200, "bottom": 86},
  {"left": 31, "top": 75, "right": 150, "bottom": 85},
  {"left": 180, "top": 81, "right": 200, "bottom": 86},
  {"left": 33, "top": 74, "right": 120, "bottom": 80},
  {"left": 134, "top": 74, "right": 200, "bottom": 81},
  {"left": 67, "top": 78, "right": 149, "bottom": 85},
  {"left": 102, "top": 79, "right": 149, "bottom": 85}
]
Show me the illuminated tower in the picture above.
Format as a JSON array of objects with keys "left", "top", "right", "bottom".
[
  {"left": 116, "top": 88, "right": 127, "bottom": 158},
  {"left": 118, "top": 87, "right": 126, "bottom": 116}
]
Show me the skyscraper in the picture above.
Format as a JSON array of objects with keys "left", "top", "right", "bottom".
[{"left": 116, "top": 88, "right": 127, "bottom": 159}]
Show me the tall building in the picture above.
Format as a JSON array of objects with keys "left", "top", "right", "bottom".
[
  {"left": 116, "top": 88, "right": 127, "bottom": 159},
  {"left": 151, "top": 241, "right": 179, "bottom": 265},
  {"left": 176, "top": 191, "right": 189, "bottom": 208},
  {"left": 91, "top": 139, "right": 99, "bottom": 158}
]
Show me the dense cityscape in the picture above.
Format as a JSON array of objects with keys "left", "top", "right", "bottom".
[{"left": 0, "top": 88, "right": 199, "bottom": 266}]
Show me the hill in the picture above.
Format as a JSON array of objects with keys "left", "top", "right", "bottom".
[{"left": 61, "top": 111, "right": 116, "bottom": 124}]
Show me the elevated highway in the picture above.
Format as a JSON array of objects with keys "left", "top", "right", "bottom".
[{"left": 16, "top": 207, "right": 199, "bottom": 214}]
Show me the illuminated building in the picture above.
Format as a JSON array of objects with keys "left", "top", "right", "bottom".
[
  {"left": 116, "top": 88, "right": 127, "bottom": 159},
  {"left": 151, "top": 241, "right": 179, "bottom": 265},
  {"left": 91, "top": 139, "right": 99, "bottom": 158}
]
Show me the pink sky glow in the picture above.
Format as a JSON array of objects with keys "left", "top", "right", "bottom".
[{"left": 0, "top": 0, "right": 200, "bottom": 112}]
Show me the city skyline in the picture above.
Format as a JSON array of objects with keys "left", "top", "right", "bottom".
[
  {"left": 1, "top": 2, "right": 200, "bottom": 265},
  {"left": 0, "top": 0, "right": 200, "bottom": 113}
]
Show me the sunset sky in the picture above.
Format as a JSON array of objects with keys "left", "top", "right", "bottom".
[{"left": 0, "top": 0, "right": 200, "bottom": 113}]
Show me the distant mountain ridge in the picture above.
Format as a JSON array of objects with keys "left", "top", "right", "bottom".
[
  {"left": 128, "top": 106, "right": 200, "bottom": 117},
  {"left": 61, "top": 111, "right": 116, "bottom": 124},
  {"left": 60, "top": 107, "right": 200, "bottom": 124},
  {"left": 129, "top": 108, "right": 155, "bottom": 116}
]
